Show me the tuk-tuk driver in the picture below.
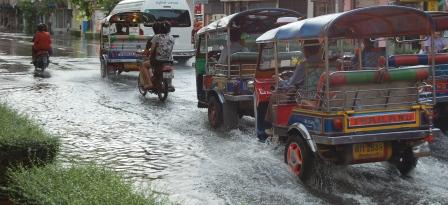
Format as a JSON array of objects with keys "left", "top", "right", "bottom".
[
  {"left": 264, "top": 40, "right": 325, "bottom": 136},
  {"left": 217, "top": 30, "right": 249, "bottom": 64},
  {"left": 114, "top": 23, "right": 128, "bottom": 35},
  {"left": 278, "top": 40, "right": 324, "bottom": 88}
]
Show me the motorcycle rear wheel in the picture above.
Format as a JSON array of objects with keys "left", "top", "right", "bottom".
[
  {"left": 158, "top": 79, "right": 168, "bottom": 102},
  {"left": 137, "top": 73, "right": 147, "bottom": 96}
]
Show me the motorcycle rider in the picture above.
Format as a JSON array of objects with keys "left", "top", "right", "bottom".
[
  {"left": 140, "top": 21, "right": 174, "bottom": 91},
  {"left": 149, "top": 21, "right": 175, "bottom": 91},
  {"left": 32, "top": 23, "right": 52, "bottom": 64},
  {"left": 138, "top": 22, "right": 162, "bottom": 89}
]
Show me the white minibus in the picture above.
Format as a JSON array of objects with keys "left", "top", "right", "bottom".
[{"left": 111, "top": 0, "right": 194, "bottom": 58}]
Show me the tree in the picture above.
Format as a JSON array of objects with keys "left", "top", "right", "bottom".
[
  {"left": 70, "top": 0, "right": 93, "bottom": 19},
  {"left": 19, "top": 0, "right": 36, "bottom": 34},
  {"left": 97, "top": 0, "right": 120, "bottom": 15},
  {"left": 70, "top": 0, "right": 120, "bottom": 20},
  {"left": 19, "top": 0, "right": 64, "bottom": 34}
]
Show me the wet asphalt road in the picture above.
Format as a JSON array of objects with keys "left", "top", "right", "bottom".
[{"left": 0, "top": 32, "right": 447, "bottom": 205}]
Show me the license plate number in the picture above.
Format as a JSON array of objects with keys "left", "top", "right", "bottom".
[
  {"left": 163, "top": 72, "right": 174, "bottom": 78},
  {"left": 353, "top": 142, "right": 384, "bottom": 160}
]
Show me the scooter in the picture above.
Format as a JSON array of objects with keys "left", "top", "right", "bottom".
[
  {"left": 33, "top": 50, "right": 50, "bottom": 77},
  {"left": 137, "top": 55, "right": 174, "bottom": 102}
]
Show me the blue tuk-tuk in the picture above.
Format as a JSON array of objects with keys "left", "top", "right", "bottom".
[
  {"left": 194, "top": 9, "right": 303, "bottom": 129},
  {"left": 255, "top": 6, "right": 440, "bottom": 182},
  {"left": 99, "top": 12, "right": 152, "bottom": 77},
  {"left": 386, "top": 11, "right": 448, "bottom": 134}
]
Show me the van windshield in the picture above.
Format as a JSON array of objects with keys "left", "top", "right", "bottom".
[{"left": 144, "top": 9, "right": 191, "bottom": 27}]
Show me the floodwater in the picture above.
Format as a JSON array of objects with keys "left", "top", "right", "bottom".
[{"left": 0, "top": 32, "right": 447, "bottom": 205}]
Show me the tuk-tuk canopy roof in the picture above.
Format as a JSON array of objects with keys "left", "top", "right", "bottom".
[
  {"left": 101, "top": 11, "right": 152, "bottom": 25},
  {"left": 256, "top": 6, "right": 435, "bottom": 43},
  {"left": 196, "top": 8, "right": 303, "bottom": 35},
  {"left": 428, "top": 11, "right": 448, "bottom": 31}
]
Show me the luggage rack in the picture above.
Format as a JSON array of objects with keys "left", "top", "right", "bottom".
[
  {"left": 213, "top": 64, "right": 257, "bottom": 78},
  {"left": 273, "top": 84, "right": 432, "bottom": 112}
]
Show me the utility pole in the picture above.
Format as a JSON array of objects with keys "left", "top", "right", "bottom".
[{"left": 307, "top": 0, "right": 314, "bottom": 18}]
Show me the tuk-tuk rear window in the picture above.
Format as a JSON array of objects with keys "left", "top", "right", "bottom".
[{"left": 144, "top": 9, "right": 191, "bottom": 27}]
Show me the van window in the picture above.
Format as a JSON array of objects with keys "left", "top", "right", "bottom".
[{"left": 144, "top": 9, "right": 191, "bottom": 27}]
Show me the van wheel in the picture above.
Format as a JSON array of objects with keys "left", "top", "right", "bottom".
[
  {"left": 389, "top": 146, "right": 417, "bottom": 176},
  {"left": 285, "top": 133, "right": 314, "bottom": 182},
  {"left": 208, "top": 96, "right": 223, "bottom": 128}
]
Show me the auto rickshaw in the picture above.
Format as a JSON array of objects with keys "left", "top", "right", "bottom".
[
  {"left": 99, "top": 12, "right": 152, "bottom": 77},
  {"left": 254, "top": 6, "right": 441, "bottom": 182},
  {"left": 386, "top": 11, "right": 448, "bottom": 134},
  {"left": 194, "top": 8, "right": 303, "bottom": 128}
]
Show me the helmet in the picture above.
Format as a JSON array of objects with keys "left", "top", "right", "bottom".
[{"left": 37, "top": 23, "right": 47, "bottom": 32}]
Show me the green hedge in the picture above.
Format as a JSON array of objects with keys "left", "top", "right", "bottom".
[
  {"left": 0, "top": 104, "right": 59, "bottom": 181},
  {"left": 7, "top": 164, "right": 169, "bottom": 205}
]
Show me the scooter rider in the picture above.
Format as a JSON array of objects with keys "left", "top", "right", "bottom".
[
  {"left": 32, "top": 23, "right": 52, "bottom": 64},
  {"left": 139, "top": 22, "right": 162, "bottom": 89},
  {"left": 150, "top": 21, "right": 175, "bottom": 91}
]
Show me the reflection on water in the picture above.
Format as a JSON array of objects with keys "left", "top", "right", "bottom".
[{"left": 0, "top": 33, "right": 99, "bottom": 58}]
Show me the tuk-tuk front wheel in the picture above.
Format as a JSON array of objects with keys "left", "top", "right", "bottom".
[
  {"left": 208, "top": 96, "right": 223, "bottom": 129},
  {"left": 388, "top": 146, "right": 417, "bottom": 176},
  {"left": 285, "top": 134, "right": 314, "bottom": 182}
]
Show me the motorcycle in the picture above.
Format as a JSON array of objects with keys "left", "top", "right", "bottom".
[
  {"left": 136, "top": 52, "right": 174, "bottom": 102},
  {"left": 33, "top": 50, "right": 50, "bottom": 77}
]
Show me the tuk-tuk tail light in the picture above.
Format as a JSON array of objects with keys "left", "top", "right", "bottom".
[
  {"left": 325, "top": 118, "right": 343, "bottom": 132},
  {"left": 333, "top": 118, "right": 343, "bottom": 131},
  {"left": 424, "top": 134, "right": 434, "bottom": 143}
]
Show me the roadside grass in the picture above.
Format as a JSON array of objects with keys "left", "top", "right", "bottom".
[
  {"left": 7, "top": 164, "right": 170, "bottom": 205},
  {"left": 0, "top": 104, "right": 59, "bottom": 182},
  {"left": 0, "top": 104, "right": 173, "bottom": 204}
]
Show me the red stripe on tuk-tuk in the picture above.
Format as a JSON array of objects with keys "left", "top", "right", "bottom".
[
  {"left": 254, "top": 78, "right": 273, "bottom": 106},
  {"left": 274, "top": 104, "right": 295, "bottom": 126}
]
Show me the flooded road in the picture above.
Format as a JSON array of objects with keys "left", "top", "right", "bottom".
[{"left": 0, "top": 33, "right": 447, "bottom": 205}]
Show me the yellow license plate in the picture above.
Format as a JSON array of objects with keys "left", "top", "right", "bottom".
[
  {"left": 353, "top": 142, "right": 384, "bottom": 160},
  {"left": 124, "top": 63, "right": 138, "bottom": 69}
]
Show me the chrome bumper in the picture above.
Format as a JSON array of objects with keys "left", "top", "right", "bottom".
[
  {"left": 437, "top": 96, "right": 448, "bottom": 103},
  {"left": 224, "top": 94, "right": 253, "bottom": 102},
  {"left": 172, "top": 50, "right": 195, "bottom": 57},
  {"left": 313, "top": 128, "right": 441, "bottom": 145}
]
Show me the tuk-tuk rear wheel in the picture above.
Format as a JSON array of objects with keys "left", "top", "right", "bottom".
[
  {"left": 285, "top": 134, "right": 314, "bottom": 182},
  {"left": 388, "top": 146, "right": 417, "bottom": 176},
  {"left": 208, "top": 96, "right": 223, "bottom": 129}
]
